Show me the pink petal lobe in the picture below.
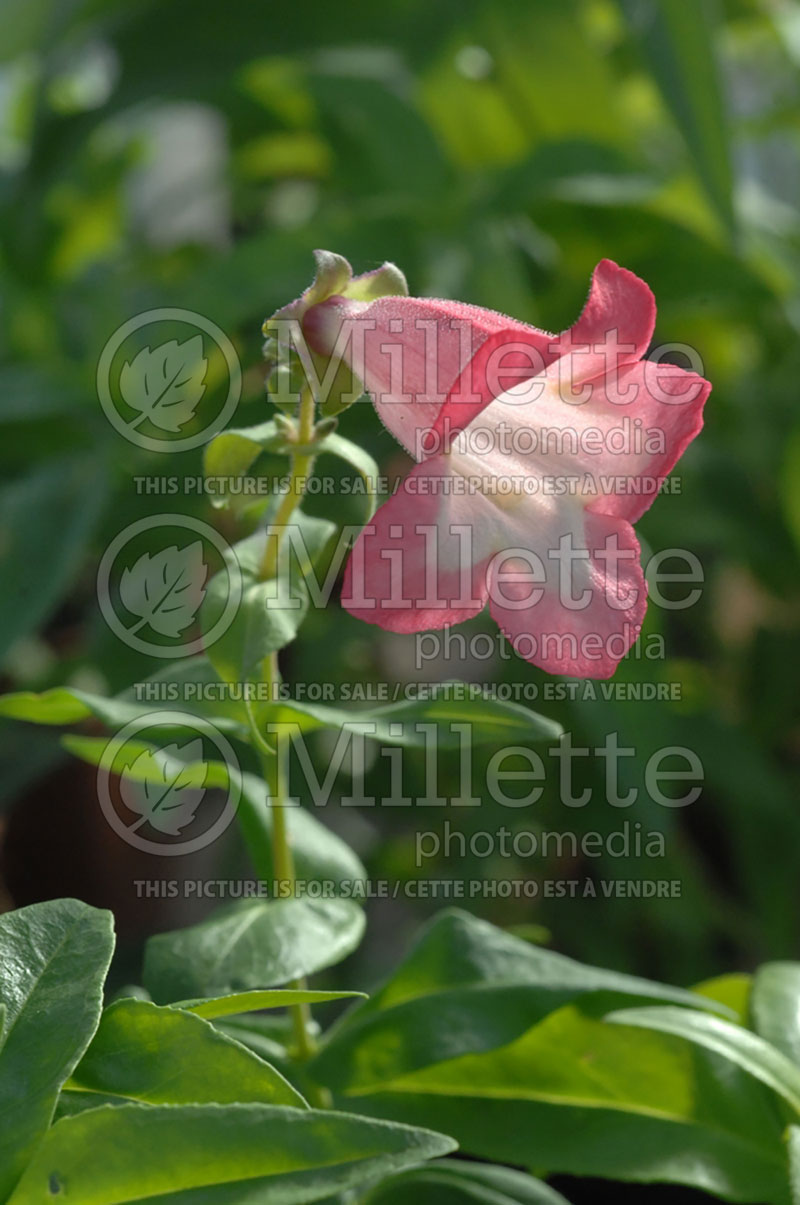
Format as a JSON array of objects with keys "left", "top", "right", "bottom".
[
  {"left": 563, "top": 258, "right": 655, "bottom": 366},
  {"left": 340, "top": 456, "right": 492, "bottom": 632},
  {"left": 582, "top": 359, "right": 711, "bottom": 521},
  {"left": 431, "top": 260, "right": 657, "bottom": 449},
  {"left": 487, "top": 508, "right": 648, "bottom": 679}
]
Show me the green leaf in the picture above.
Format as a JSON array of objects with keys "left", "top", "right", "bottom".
[
  {"left": 201, "top": 548, "right": 308, "bottom": 686},
  {"left": 0, "top": 656, "right": 247, "bottom": 738},
  {"left": 607, "top": 1003, "right": 800, "bottom": 1114},
  {"left": 172, "top": 988, "right": 366, "bottom": 1019},
  {"left": 204, "top": 421, "right": 380, "bottom": 519},
  {"left": 0, "top": 900, "right": 115, "bottom": 1199},
  {"left": 69, "top": 997, "right": 305, "bottom": 1108},
  {"left": 203, "top": 419, "right": 283, "bottom": 486},
  {"left": 788, "top": 1125, "right": 800, "bottom": 1205},
  {"left": 6, "top": 1102, "right": 457, "bottom": 1204},
  {"left": 143, "top": 897, "right": 366, "bottom": 1003},
  {"left": 619, "top": 0, "right": 735, "bottom": 238},
  {"left": 237, "top": 771, "right": 368, "bottom": 890},
  {"left": 63, "top": 732, "right": 232, "bottom": 792},
  {"left": 0, "top": 459, "right": 108, "bottom": 666},
  {"left": 312, "top": 909, "right": 729, "bottom": 1094},
  {"left": 752, "top": 964, "right": 800, "bottom": 1066},
  {"left": 200, "top": 520, "right": 334, "bottom": 684},
  {"left": 693, "top": 973, "right": 752, "bottom": 1026},
  {"left": 265, "top": 685, "right": 563, "bottom": 748},
  {"left": 364, "top": 1160, "right": 570, "bottom": 1204},
  {"left": 351, "top": 1003, "right": 790, "bottom": 1204},
  {"left": 318, "top": 432, "right": 381, "bottom": 521}
]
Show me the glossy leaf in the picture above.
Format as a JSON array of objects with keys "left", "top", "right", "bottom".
[
  {"left": 364, "top": 1159, "right": 571, "bottom": 1204},
  {"left": 264, "top": 687, "right": 563, "bottom": 747},
  {"left": 607, "top": 1003, "right": 800, "bottom": 1114},
  {"left": 693, "top": 973, "right": 752, "bottom": 1026},
  {"left": 69, "top": 997, "right": 305, "bottom": 1107},
  {"left": 312, "top": 910, "right": 729, "bottom": 1093},
  {"left": 143, "top": 896, "right": 366, "bottom": 1002},
  {"left": 751, "top": 963, "right": 800, "bottom": 1066},
  {"left": 6, "top": 1102, "right": 457, "bottom": 1204},
  {"left": 349, "top": 1003, "right": 789, "bottom": 1204},
  {"left": 0, "top": 900, "right": 115, "bottom": 1200}
]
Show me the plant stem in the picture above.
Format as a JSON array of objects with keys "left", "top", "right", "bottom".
[
  {"left": 247, "top": 384, "right": 328, "bottom": 1093},
  {"left": 259, "top": 385, "right": 317, "bottom": 581}
]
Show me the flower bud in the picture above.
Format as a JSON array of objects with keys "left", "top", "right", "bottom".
[{"left": 263, "top": 249, "right": 408, "bottom": 418}]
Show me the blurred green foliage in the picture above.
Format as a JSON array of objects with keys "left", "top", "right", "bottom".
[{"left": 0, "top": 0, "right": 799, "bottom": 987}]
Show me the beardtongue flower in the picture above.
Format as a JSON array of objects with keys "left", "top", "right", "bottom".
[{"left": 274, "top": 253, "right": 711, "bottom": 679}]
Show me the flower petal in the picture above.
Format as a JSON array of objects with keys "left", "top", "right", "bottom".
[
  {"left": 487, "top": 506, "right": 648, "bottom": 679},
  {"left": 444, "top": 357, "right": 711, "bottom": 523},
  {"left": 565, "top": 257, "right": 655, "bottom": 365},
  {"left": 431, "top": 259, "right": 656, "bottom": 449},
  {"left": 304, "top": 295, "right": 547, "bottom": 458},
  {"left": 340, "top": 456, "right": 493, "bottom": 632}
]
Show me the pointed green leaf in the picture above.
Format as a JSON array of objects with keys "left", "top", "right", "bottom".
[
  {"left": 265, "top": 686, "right": 563, "bottom": 747},
  {"left": 68, "top": 997, "right": 305, "bottom": 1108},
  {"left": 143, "top": 897, "right": 366, "bottom": 1003},
  {"left": 350, "top": 1003, "right": 789, "bottom": 1203},
  {"left": 172, "top": 988, "right": 366, "bottom": 1019},
  {"left": 313, "top": 910, "right": 731, "bottom": 1093},
  {"left": 6, "top": 1102, "right": 456, "bottom": 1204},
  {"left": 0, "top": 657, "right": 247, "bottom": 738},
  {"left": 0, "top": 900, "right": 115, "bottom": 1199}
]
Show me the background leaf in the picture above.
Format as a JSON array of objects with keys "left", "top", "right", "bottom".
[{"left": 618, "top": 0, "right": 735, "bottom": 237}]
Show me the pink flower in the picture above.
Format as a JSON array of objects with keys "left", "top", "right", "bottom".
[{"left": 297, "top": 257, "right": 711, "bottom": 678}]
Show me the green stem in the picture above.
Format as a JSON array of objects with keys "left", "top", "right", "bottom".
[
  {"left": 259, "top": 386, "right": 317, "bottom": 581},
  {"left": 246, "top": 384, "right": 330, "bottom": 1100}
]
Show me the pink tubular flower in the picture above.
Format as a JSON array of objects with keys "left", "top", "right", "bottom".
[{"left": 292, "top": 256, "right": 711, "bottom": 678}]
